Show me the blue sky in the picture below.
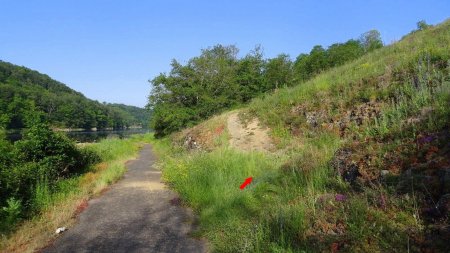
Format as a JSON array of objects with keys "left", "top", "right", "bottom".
[{"left": 1, "top": 1, "right": 449, "bottom": 107}]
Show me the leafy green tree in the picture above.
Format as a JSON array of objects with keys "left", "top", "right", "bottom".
[
  {"left": 417, "top": 20, "right": 431, "bottom": 31},
  {"left": 308, "top": 45, "right": 328, "bottom": 75},
  {"left": 0, "top": 121, "right": 100, "bottom": 229},
  {"left": 359, "top": 30, "right": 383, "bottom": 52},
  {"left": 327, "top": 40, "right": 364, "bottom": 67},
  {"left": 236, "top": 46, "right": 266, "bottom": 102},
  {"left": 149, "top": 45, "right": 242, "bottom": 136},
  {"left": 263, "top": 54, "right": 293, "bottom": 90},
  {"left": 293, "top": 53, "right": 312, "bottom": 81}
]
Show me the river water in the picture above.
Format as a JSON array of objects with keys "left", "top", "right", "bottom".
[
  {"left": 65, "top": 129, "right": 151, "bottom": 143},
  {"left": 6, "top": 128, "right": 151, "bottom": 143}
]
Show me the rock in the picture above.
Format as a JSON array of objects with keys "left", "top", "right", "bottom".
[
  {"left": 305, "top": 110, "right": 328, "bottom": 128},
  {"left": 331, "top": 148, "right": 361, "bottom": 184},
  {"left": 184, "top": 136, "right": 200, "bottom": 150},
  {"left": 342, "top": 163, "right": 360, "bottom": 183},
  {"left": 55, "top": 227, "right": 67, "bottom": 234},
  {"left": 380, "top": 170, "right": 390, "bottom": 176},
  {"left": 344, "top": 101, "right": 381, "bottom": 126}
]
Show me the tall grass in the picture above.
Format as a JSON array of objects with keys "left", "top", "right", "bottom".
[
  {"left": 365, "top": 56, "right": 450, "bottom": 140},
  {"left": 151, "top": 132, "right": 344, "bottom": 252},
  {"left": 160, "top": 146, "right": 279, "bottom": 252}
]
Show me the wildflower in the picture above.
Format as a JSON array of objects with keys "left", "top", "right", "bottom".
[{"left": 335, "top": 194, "right": 347, "bottom": 202}]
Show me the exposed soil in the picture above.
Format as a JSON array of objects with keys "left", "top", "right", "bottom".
[
  {"left": 41, "top": 145, "right": 208, "bottom": 253},
  {"left": 227, "top": 112, "right": 274, "bottom": 152}
]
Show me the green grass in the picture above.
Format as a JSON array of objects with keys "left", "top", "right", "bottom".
[
  {"left": 151, "top": 132, "right": 344, "bottom": 252},
  {"left": 159, "top": 145, "right": 282, "bottom": 252},
  {"left": 150, "top": 20, "right": 450, "bottom": 253}
]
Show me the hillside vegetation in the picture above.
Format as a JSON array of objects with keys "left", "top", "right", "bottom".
[
  {"left": 107, "top": 103, "right": 151, "bottom": 128},
  {"left": 149, "top": 29, "right": 383, "bottom": 137},
  {"left": 0, "top": 61, "right": 149, "bottom": 130},
  {"left": 149, "top": 20, "right": 450, "bottom": 252}
]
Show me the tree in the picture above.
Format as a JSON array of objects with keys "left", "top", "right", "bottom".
[
  {"left": 359, "top": 30, "right": 383, "bottom": 52},
  {"left": 293, "top": 53, "right": 311, "bottom": 81},
  {"left": 236, "top": 46, "right": 265, "bottom": 101},
  {"left": 308, "top": 45, "right": 328, "bottom": 75},
  {"left": 264, "top": 54, "right": 293, "bottom": 90},
  {"left": 417, "top": 20, "right": 431, "bottom": 31},
  {"left": 327, "top": 40, "right": 364, "bottom": 67},
  {"left": 149, "top": 45, "right": 242, "bottom": 136}
]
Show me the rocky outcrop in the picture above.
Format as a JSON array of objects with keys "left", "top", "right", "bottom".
[
  {"left": 290, "top": 101, "right": 382, "bottom": 137},
  {"left": 184, "top": 135, "right": 201, "bottom": 150}
]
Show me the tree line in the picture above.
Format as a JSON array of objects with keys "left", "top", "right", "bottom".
[
  {"left": 0, "top": 61, "right": 149, "bottom": 130},
  {"left": 148, "top": 30, "right": 383, "bottom": 136}
]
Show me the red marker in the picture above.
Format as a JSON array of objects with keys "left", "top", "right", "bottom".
[{"left": 240, "top": 177, "right": 253, "bottom": 190}]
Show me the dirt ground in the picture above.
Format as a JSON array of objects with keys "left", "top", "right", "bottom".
[{"left": 227, "top": 112, "right": 274, "bottom": 152}]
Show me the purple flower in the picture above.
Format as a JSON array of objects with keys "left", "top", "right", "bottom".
[
  {"left": 418, "top": 135, "right": 434, "bottom": 144},
  {"left": 335, "top": 194, "right": 347, "bottom": 202}
]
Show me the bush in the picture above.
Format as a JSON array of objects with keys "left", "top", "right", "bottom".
[
  {"left": 0, "top": 198, "right": 22, "bottom": 230},
  {"left": 15, "top": 123, "right": 79, "bottom": 165},
  {"left": 76, "top": 147, "right": 101, "bottom": 168},
  {"left": 0, "top": 123, "right": 101, "bottom": 232}
]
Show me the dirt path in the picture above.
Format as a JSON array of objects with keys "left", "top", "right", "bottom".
[
  {"left": 42, "top": 144, "right": 207, "bottom": 253},
  {"left": 227, "top": 112, "right": 274, "bottom": 152}
]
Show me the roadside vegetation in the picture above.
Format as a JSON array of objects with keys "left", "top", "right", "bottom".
[
  {"left": 149, "top": 20, "right": 449, "bottom": 252},
  {"left": 0, "top": 120, "right": 152, "bottom": 252}
]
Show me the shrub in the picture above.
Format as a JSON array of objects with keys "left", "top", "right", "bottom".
[
  {"left": 0, "top": 198, "right": 22, "bottom": 230},
  {"left": 0, "top": 123, "right": 101, "bottom": 232}
]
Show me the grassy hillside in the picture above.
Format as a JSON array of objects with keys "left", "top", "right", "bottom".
[
  {"left": 150, "top": 20, "right": 450, "bottom": 252},
  {"left": 0, "top": 61, "right": 148, "bottom": 130}
]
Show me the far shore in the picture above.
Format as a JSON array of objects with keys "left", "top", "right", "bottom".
[{"left": 52, "top": 126, "right": 144, "bottom": 132}]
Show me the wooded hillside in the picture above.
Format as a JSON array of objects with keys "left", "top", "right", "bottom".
[{"left": 0, "top": 61, "right": 149, "bottom": 130}]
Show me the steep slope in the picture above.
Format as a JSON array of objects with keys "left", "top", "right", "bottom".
[
  {"left": 0, "top": 61, "right": 148, "bottom": 130},
  {"left": 151, "top": 20, "right": 450, "bottom": 252}
]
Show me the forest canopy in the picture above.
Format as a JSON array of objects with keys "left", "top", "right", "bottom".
[{"left": 0, "top": 61, "right": 150, "bottom": 130}]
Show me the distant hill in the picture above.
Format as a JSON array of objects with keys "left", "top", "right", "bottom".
[
  {"left": 0, "top": 61, "right": 149, "bottom": 130},
  {"left": 107, "top": 103, "right": 151, "bottom": 128}
]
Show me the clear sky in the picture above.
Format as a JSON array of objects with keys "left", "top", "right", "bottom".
[{"left": 1, "top": 1, "right": 449, "bottom": 107}]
